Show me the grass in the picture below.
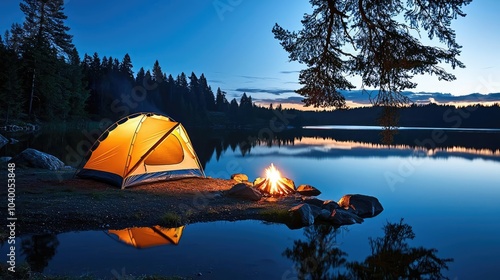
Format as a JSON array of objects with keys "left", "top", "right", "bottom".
[
  {"left": 259, "top": 207, "right": 292, "bottom": 223},
  {"left": 160, "top": 212, "right": 182, "bottom": 226}
]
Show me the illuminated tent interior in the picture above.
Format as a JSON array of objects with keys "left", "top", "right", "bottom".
[
  {"left": 108, "top": 225, "right": 185, "bottom": 248},
  {"left": 77, "top": 113, "right": 205, "bottom": 188}
]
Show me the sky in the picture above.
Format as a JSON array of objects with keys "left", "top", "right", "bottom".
[{"left": 1, "top": 0, "right": 499, "bottom": 109}]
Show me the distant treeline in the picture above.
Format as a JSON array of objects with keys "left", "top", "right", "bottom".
[
  {"left": 78, "top": 53, "right": 283, "bottom": 125},
  {"left": 289, "top": 103, "right": 500, "bottom": 128}
]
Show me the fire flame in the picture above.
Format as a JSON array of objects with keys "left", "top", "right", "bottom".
[
  {"left": 255, "top": 163, "right": 294, "bottom": 196},
  {"left": 265, "top": 163, "right": 281, "bottom": 194}
]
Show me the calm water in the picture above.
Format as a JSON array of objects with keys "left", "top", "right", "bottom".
[{"left": 2, "top": 125, "right": 500, "bottom": 279}]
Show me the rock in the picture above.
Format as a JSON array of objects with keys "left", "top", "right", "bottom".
[
  {"left": 329, "top": 208, "right": 364, "bottom": 225},
  {"left": 338, "top": 194, "right": 384, "bottom": 218},
  {"left": 226, "top": 183, "right": 262, "bottom": 201},
  {"left": 288, "top": 203, "right": 314, "bottom": 228},
  {"left": 9, "top": 148, "right": 65, "bottom": 170},
  {"left": 308, "top": 204, "right": 323, "bottom": 219},
  {"left": 2, "top": 124, "right": 39, "bottom": 131},
  {"left": 317, "top": 209, "right": 332, "bottom": 221},
  {"left": 0, "top": 133, "right": 8, "bottom": 148},
  {"left": 231, "top": 173, "right": 249, "bottom": 183},
  {"left": 296, "top": 184, "right": 321, "bottom": 196},
  {"left": 301, "top": 197, "right": 325, "bottom": 208},
  {"left": 0, "top": 157, "right": 12, "bottom": 164},
  {"left": 322, "top": 200, "right": 339, "bottom": 211}
]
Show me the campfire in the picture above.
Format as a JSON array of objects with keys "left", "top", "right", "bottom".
[{"left": 254, "top": 163, "right": 295, "bottom": 196}]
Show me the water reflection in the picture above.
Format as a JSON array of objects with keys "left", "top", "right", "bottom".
[
  {"left": 20, "top": 234, "right": 60, "bottom": 273},
  {"left": 166, "top": 128, "right": 500, "bottom": 167},
  {"left": 284, "top": 219, "right": 453, "bottom": 280},
  {"left": 283, "top": 225, "right": 348, "bottom": 279},
  {"left": 107, "top": 225, "right": 185, "bottom": 249}
]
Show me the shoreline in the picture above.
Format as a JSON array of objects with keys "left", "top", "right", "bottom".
[{"left": 1, "top": 169, "right": 299, "bottom": 238}]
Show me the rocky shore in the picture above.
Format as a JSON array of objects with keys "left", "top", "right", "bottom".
[{"left": 0, "top": 148, "right": 383, "bottom": 239}]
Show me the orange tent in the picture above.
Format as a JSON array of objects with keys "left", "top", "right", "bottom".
[
  {"left": 77, "top": 113, "right": 205, "bottom": 188},
  {"left": 108, "top": 225, "right": 185, "bottom": 248}
]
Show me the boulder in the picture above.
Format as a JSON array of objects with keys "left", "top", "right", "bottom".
[
  {"left": 308, "top": 204, "right": 324, "bottom": 219},
  {"left": 322, "top": 200, "right": 339, "bottom": 211},
  {"left": 0, "top": 133, "right": 8, "bottom": 148},
  {"left": 296, "top": 184, "right": 321, "bottom": 196},
  {"left": 0, "top": 157, "right": 12, "bottom": 164},
  {"left": 301, "top": 197, "right": 325, "bottom": 208},
  {"left": 328, "top": 208, "right": 364, "bottom": 225},
  {"left": 288, "top": 203, "right": 314, "bottom": 228},
  {"left": 338, "top": 194, "right": 384, "bottom": 218},
  {"left": 231, "top": 173, "right": 249, "bottom": 183},
  {"left": 317, "top": 209, "right": 332, "bottom": 221},
  {"left": 9, "top": 148, "right": 65, "bottom": 170},
  {"left": 226, "top": 183, "right": 262, "bottom": 201}
]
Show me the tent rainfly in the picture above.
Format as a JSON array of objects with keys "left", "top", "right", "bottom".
[
  {"left": 77, "top": 113, "right": 205, "bottom": 188},
  {"left": 108, "top": 226, "right": 185, "bottom": 248}
]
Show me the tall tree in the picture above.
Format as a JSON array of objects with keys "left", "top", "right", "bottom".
[
  {"left": 273, "top": 0, "right": 471, "bottom": 109},
  {"left": 0, "top": 34, "right": 23, "bottom": 122},
  {"left": 119, "top": 53, "right": 134, "bottom": 83},
  {"left": 65, "top": 48, "right": 89, "bottom": 117},
  {"left": 19, "top": 0, "right": 75, "bottom": 118},
  {"left": 215, "top": 87, "right": 229, "bottom": 112},
  {"left": 199, "top": 73, "right": 216, "bottom": 111},
  {"left": 152, "top": 60, "right": 164, "bottom": 83}
]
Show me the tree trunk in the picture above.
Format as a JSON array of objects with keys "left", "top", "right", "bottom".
[{"left": 29, "top": 69, "right": 35, "bottom": 116}]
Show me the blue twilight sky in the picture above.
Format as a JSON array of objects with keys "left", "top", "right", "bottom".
[{"left": 1, "top": 0, "right": 499, "bottom": 108}]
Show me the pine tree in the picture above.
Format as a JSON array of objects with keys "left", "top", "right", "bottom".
[
  {"left": 273, "top": 0, "right": 471, "bottom": 108},
  {"left": 199, "top": 73, "right": 215, "bottom": 111},
  {"left": 228, "top": 98, "right": 239, "bottom": 120},
  {"left": 65, "top": 48, "right": 89, "bottom": 117},
  {"left": 152, "top": 60, "right": 164, "bottom": 83},
  {"left": 135, "top": 67, "right": 145, "bottom": 85},
  {"left": 188, "top": 72, "right": 201, "bottom": 110},
  {"left": 19, "top": 0, "right": 76, "bottom": 119},
  {"left": 119, "top": 53, "right": 134, "bottom": 83},
  {"left": 0, "top": 35, "right": 24, "bottom": 122},
  {"left": 215, "top": 87, "right": 229, "bottom": 112}
]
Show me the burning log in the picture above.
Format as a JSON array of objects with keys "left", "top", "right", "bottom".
[{"left": 254, "top": 164, "right": 295, "bottom": 196}]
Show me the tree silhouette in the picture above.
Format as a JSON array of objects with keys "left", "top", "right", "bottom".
[
  {"left": 348, "top": 219, "right": 454, "bottom": 279},
  {"left": 21, "top": 234, "right": 60, "bottom": 273},
  {"left": 283, "top": 225, "right": 349, "bottom": 280},
  {"left": 273, "top": 0, "right": 471, "bottom": 109},
  {"left": 283, "top": 219, "right": 453, "bottom": 280}
]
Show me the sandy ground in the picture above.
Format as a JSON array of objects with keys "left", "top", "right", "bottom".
[{"left": 0, "top": 168, "right": 299, "bottom": 237}]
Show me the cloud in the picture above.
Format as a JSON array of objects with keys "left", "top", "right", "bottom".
[
  {"left": 238, "top": 75, "right": 278, "bottom": 81},
  {"left": 280, "top": 70, "right": 301, "bottom": 74},
  {"left": 234, "top": 88, "right": 296, "bottom": 95},
  {"left": 338, "top": 90, "right": 500, "bottom": 104},
  {"left": 208, "top": 79, "right": 224, "bottom": 84},
  {"left": 254, "top": 96, "right": 304, "bottom": 104}
]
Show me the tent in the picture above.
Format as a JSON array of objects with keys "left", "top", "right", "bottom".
[
  {"left": 108, "top": 225, "right": 185, "bottom": 248},
  {"left": 77, "top": 113, "right": 205, "bottom": 188}
]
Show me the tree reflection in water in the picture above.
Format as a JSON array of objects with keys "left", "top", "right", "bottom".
[
  {"left": 283, "top": 225, "right": 349, "bottom": 280},
  {"left": 20, "top": 234, "right": 60, "bottom": 273},
  {"left": 284, "top": 219, "right": 453, "bottom": 280}
]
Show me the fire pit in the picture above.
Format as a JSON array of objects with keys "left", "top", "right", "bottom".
[{"left": 254, "top": 163, "right": 295, "bottom": 196}]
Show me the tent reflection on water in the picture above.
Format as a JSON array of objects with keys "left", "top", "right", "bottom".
[{"left": 107, "top": 225, "right": 185, "bottom": 249}]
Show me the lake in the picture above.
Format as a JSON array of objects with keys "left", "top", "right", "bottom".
[{"left": 2, "top": 125, "right": 500, "bottom": 279}]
